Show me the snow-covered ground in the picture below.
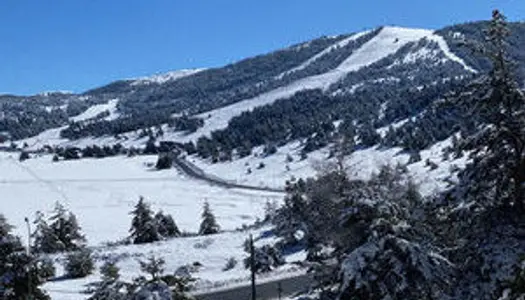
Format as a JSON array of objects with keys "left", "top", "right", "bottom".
[
  {"left": 0, "top": 153, "right": 283, "bottom": 244},
  {"left": 274, "top": 30, "right": 372, "bottom": 80},
  {"left": 43, "top": 225, "right": 305, "bottom": 300},
  {"left": 191, "top": 136, "right": 467, "bottom": 197},
  {"left": 70, "top": 99, "right": 120, "bottom": 122},
  {"left": 0, "top": 152, "right": 294, "bottom": 299}
]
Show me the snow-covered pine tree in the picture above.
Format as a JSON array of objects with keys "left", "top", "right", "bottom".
[
  {"left": 139, "top": 255, "right": 165, "bottom": 281},
  {"left": 64, "top": 246, "right": 94, "bottom": 278},
  {"left": 31, "top": 210, "right": 57, "bottom": 254},
  {"left": 0, "top": 214, "right": 49, "bottom": 299},
  {"left": 198, "top": 201, "right": 220, "bottom": 235},
  {"left": 273, "top": 179, "right": 308, "bottom": 246},
  {"left": 439, "top": 10, "right": 525, "bottom": 298},
  {"left": 450, "top": 9, "right": 525, "bottom": 212},
  {"left": 155, "top": 211, "right": 181, "bottom": 238},
  {"left": 129, "top": 197, "right": 161, "bottom": 244},
  {"left": 87, "top": 259, "right": 131, "bottom": 300},
  {"left": 48, "top": 202, "right": 86, "bottom": 252}
]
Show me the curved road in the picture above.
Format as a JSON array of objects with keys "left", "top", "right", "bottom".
[{"left": 172, "top": 155, "right": 284, "bottom": 193}]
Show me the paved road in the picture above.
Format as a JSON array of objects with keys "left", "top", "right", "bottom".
[
  {"left": 172, "top": 155, "right": 284, "bottom": 193},
  {"left": 191, "top": 273, "right": 314, "bottom": 300}
]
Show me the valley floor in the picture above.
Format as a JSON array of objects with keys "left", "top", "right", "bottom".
[{"left": 0, "top": 152, "right": 292, "bottom": 299}]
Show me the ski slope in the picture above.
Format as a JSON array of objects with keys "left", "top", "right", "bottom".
[
  {"left": 274, "top": 30, "right": 372, "bottom": 80},
  {"left": 70, "top": 98, "right": 120, "bottom": 122},
  {"left": 170, "top": 26, "right": 473, "bottom": 142}
]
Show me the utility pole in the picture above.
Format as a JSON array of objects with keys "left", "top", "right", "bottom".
[
  {"left": 24, "top": 217, "right": 32, "bottom": 300},
  {"left": 250, "top": 234, "right": 256, "bottom": 300},
  {"left": 277, "top": 282, "right": 282, "bottom": 300}
]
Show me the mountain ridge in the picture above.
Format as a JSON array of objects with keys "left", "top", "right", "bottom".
[{"left": 2, "top": 21, "right": 525, "bottom": 154}]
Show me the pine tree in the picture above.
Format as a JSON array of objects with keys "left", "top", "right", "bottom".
[
  {"left": 450, "top": 10, "right": 525, "bottom": 212},
  {"left": 129, "top": 197, "right": 161, "bottom": 244},
  {"left": 87, "top": 260, "right": 130, "bottom": 300},
  {"left": 0, "top": 214, "right": 49, "bottom": 299},
  {"left": 48, "top": 202, "right": 86, "bottom": 252},
  {"left": 198, "top": 201, "right": 220, "bottom": 235},
  {"left": 100, "top": 259, "right": 120, "bottom": 282},
  {"left": 155, "top": 211, "right": 181, "bottom": 238},
  {"left": 31, "top": 211, "right": 57, "bottom": 254},
  {"left": 64, "top": 246, "right": 94, "bottom": 278},
  {"left": 139, "top": 255, "right": 165, "bottom": 281}
]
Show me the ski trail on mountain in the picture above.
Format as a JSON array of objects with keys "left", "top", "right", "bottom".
[
  {"left": 174, "top": 27, "right": 441, "bottom": 142},
  {"left": 275, "top": 30, "right": 372, "bottom": 80}
]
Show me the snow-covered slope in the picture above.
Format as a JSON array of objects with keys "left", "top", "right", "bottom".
[
  {"left": 167, "top": 26, "right": 474, "bottom": 142},
  {"left": 190, "top": 136, "right": 467, "bottom": 196},
  {"left": 275, "top": 30, "right": 372, "bottom": 80},
  {"left": 6, "top": 25, "right": 475, "bottom": 150},
  {"left": 70, "top": 98, "right": 120, "bottom": 122}
]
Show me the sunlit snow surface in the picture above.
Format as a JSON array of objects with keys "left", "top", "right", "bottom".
[
  {"left": 0, "top": 153, "right": 282, "bottom": 245},
  {"left": 70, "top": 99, "right": 120, "bottom": 122}
]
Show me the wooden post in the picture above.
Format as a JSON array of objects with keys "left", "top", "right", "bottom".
[{"left": 250, "top": 234, "right": 256, "bottom": 300}]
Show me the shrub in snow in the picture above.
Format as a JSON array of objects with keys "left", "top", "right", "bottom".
[
  {"left": 19, "top": 151, "right": 30, "bottom": 161},
  {"left": 36, "top": 257, "right": 56, "bottom": 280},
  {"left": 143, "top": 138, "right": 158, "bottom": 155},
  {"left": 163, "top": 273, "right": 195, "bottom": 295},
  {"left": 244, "top": 244, "right": 285, "bottom": 273},
  {"left": 139, "top": 255, "right": 165, "bottom": 281},
  {"left": 132, "top": 280, "right": 172, "bottom": 300},
  {"left": 425, "top": 158, "right": 439, "bottom": 170},
  {"left": 155, "top": 210, "right": 181, "bottom": 238},
  {"left": 263, "top": 199, "right": 279, "bottom": 222},
  {"left": 193, "top": 238, "right": 214, "bottom": 249},
  {"left": 87, "top": 260, "right": 131, "bottom": 300},
  {"left": 64, "top": 247, "right": 94, "bottom": 278},
  {"left": 408, "top": 151, "right": 421, "bottom": 164},
  {"left": 100, "top": 259, "right": 120, "bottom": 282},
  {"left": 222, "top": 257, "right": 238, "bottom": 271},
  {"left": 155, "top": 153, "right": 173, "bottom": 170},
  {"left": 198, "top": 201, "right": 220, "bottom": 235}
]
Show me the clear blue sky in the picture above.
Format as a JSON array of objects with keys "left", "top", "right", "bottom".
[{"left": 0, "top": 0, "right": 523, "bottom": 95}]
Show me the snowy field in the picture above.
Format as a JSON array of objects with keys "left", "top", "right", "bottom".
[
  {"left": 0, "top": 153, "right": 282, "bottom": 245},
  {"left": 0, "top": 152, "right": 292, "bottom": 298}
]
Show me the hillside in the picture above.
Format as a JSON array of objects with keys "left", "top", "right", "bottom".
[{"left": 1, "top": 22, "right": 523, "bottom": 158}]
